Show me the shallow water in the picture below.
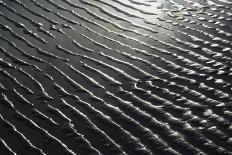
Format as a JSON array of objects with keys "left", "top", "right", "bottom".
[{"left": 0, "top": 0, "right": 232, "bottom": 154}]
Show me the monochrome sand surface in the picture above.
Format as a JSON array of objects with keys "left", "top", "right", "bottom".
[{"left": 0, "top": 0, "right": 232, "bottom": 154}]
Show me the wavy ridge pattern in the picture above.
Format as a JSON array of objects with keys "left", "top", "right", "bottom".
[{"left": 0, "top": 0, "right": 232, "bottom": 154}]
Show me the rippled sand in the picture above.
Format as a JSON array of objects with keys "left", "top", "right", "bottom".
[{"left": 0, "top": 0, "right": 232, "bottom": 154}]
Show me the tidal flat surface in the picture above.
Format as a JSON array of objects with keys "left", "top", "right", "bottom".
[{"left": 0, "top": 0, "right": 232, "bottom": 154}]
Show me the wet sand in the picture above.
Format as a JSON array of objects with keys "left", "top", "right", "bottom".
[{"left": 0, "top": 0, "right": 232, "bottom": 154}]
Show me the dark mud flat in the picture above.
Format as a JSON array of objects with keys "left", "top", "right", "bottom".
[{"left": 0, "top": 0, "right": 232, "bottom": 154}]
